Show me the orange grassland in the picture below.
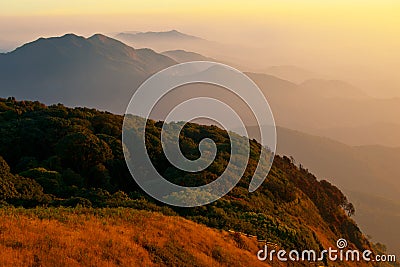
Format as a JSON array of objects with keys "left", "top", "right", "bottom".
[{"left": 0, "top": 207, "right": 271, "bottom": 267}]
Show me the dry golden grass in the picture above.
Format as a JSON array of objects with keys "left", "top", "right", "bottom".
[{"left": 0, "top": 207, "right": 271, "bottom": 267}]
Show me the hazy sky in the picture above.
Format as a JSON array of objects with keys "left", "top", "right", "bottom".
[{"left": 1, "top": 0, "right": 400, "bottom": 97}]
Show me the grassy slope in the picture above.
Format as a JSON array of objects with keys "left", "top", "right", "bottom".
[
  {"left": 0, "top": 207, "right": 271, "bottom": 267},
  {"left": 0, "top": 207, "right": 384, "bottom": 267}
]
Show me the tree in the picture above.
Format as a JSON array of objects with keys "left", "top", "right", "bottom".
[
  {"left": 10, "top": 175, "right": 51, "bottom": 207},
  {"left": 0, "top": 156, "right": 18, "bottom": 200},
  {"left": 56, "top": 132, "right": 113, "bottom": 173},
  {"left": 19, "top": 167, "right": 63, "bottom": 195},
  {"left": 0, "top": 155, "right": 11, "bottom": 177},
  {"left": 61, "top": 168, "right": 84, "bottom": 187},
  {"left": 87, "top": 163, "right": 112, "bottom": 190},
  {"left": 345, "top": 202, "right": 355, "bottom": 217}
]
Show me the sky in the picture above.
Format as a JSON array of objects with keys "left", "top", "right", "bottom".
[{"left": 1, "top": 0, "right": 400, "bottom": 97}]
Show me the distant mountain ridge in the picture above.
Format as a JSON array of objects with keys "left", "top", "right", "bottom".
[
  {"left": 2, "top": 34, "right": 400, "bottom": 147},
  {"left": 0, "top": 33, "right": 177, "bottom": 112},
  {"left": 274, "top": 126, "right": 400, "bottom": 255},
  {"left": 161, "top": 49, "right": 216, "bottom": 62},
  {"left": 116, "top": 30, "right": 202, "bottom": 41},
  {"left": 299, "top": 79, "right": 369, "bottom": 98},
  {"left": 113, "top": 30, "right": 211, "bottom": 53},
  {"left": 113, "top": 30, "right": 230, "bottom": 59},
  {"left": 313, "top": 122, "right": 400, "bottom": 147},
  {"left": 263, "top": 65, "right": 323, "bottom": 84}
]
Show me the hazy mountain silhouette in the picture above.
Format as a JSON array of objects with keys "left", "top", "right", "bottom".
[
  {"left": 239, "top": 124, "right": 400, "bottom": 255},
  {"left": 116, "top": 30, "right": 202, "bottom": 42},
  {"left": 0, "top": 33, "right": 177, "bottom": 112},
  {"left": 161, "top": 49, "right": 216, "bottom": 62},
  {"left": 148, "top": 50, "right": 400, "bottom": 146},
  {"left": 299, "top": 79, "right": 369, "bottom": 98},
  {"left": 161, "top": 49, "right": 250, "bottom": 73},
  {"left": 114, "top": 30, "right": 214, "bottom": 53},
  {"left": 112, "top": 30, "right": 245, "bottom": 64},
  {"left": 274, "top": 127, "right": 400, "bottom": 199},
  {"left": 313, "top": 122, "right": 400, "bottom": 147},
  {"left": 2, "top": 35, "right": 400, "bottom": 146},
  {"left": 348, "top": 190, "right": 400, "bottom": 256},
  {"left": 263, "top": 65, "right": 323, "bottom": 84},
  {"left": 246, "top": 72, "right": 400, "bottom": 147},
  {"left": 276, "top": 126, "right": 400, "bottom": 255},
  {"left": 2, "top": 36, "right": 400, "bottom": 146}
]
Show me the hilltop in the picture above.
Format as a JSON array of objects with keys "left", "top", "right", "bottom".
[
  {"left": 0, "top": 98, "right": 394, "bottom": 266},
  {"left": 0, "top": 33, "right": 176, "bottom": 112}
]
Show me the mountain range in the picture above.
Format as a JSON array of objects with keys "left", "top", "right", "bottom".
[
  {"left": 152, "top": 48, "right": 400, "bottom": 148},
  {"left": 2, "top": 33, "right": 400, "bottom": 148},
  {"left": 263, "top": 65, "right": 324, "bottom": 84},
  {"left": 112, "top": 30, "right": 253, "bottom": 67},
  {"left": 116, "top": 30, "right": 202, "bottom": 41},
  {"left": 1, "top": 33, "right": 399, "bottom": 254},
  {"left": 113, "top": 30, "right": 213, "bottom": 54},
  {"left": 161, "top": 49, "right": 216, "bottom": 63},
  {"left": 275, "top": 127, "right": 400, "bottom": 255},
  {"left": 3, "top": 32, "right": 400, "bottom": 147},
  {"left": 0, "top": 33, "right": 176, "bottom": 112}
]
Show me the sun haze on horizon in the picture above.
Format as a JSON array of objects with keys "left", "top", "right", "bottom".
[{"left": 1, "top": 0, "right": 399, "bottom": 97}]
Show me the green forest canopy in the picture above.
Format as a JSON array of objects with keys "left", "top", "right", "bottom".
[{"left": 0, "top": 97, "right": 368, "bottom": 254}]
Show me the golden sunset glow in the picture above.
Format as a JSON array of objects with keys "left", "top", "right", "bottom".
[
  {"left": 1, "top": 1, "right": 399, "bottom": 20},
  {"left": 3, "top": 0, "right": 399, "bottom": 35},
  {"left": 1, "top": 0, "right": 400, "bottom": 97}
]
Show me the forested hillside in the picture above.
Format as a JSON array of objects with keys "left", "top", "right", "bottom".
[{"left": 0, "top": 97, "right": 391, "bottom": 266}]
